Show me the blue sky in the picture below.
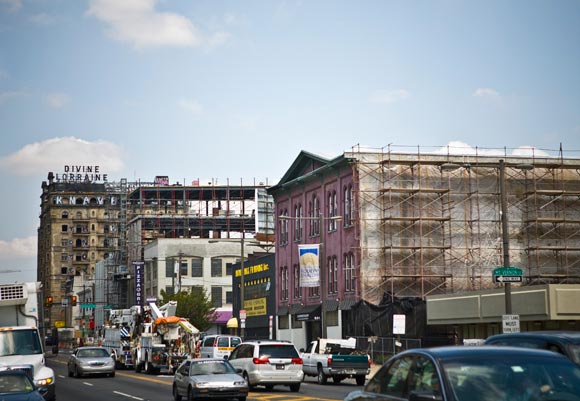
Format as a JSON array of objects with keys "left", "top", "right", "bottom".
[{"left": 1, "top": 0, "right": 579, "bottom": 283}]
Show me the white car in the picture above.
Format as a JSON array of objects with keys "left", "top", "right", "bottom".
[{"left": 227, "top": 340, "right": 304, "bottom": 392}]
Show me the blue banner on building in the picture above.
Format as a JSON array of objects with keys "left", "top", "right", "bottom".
[
  {"left": 133, "top": 260, "right": 144, "bottom": 305},
  {"left": 298, "top": 244, "right": 320, "bottom": 287}
]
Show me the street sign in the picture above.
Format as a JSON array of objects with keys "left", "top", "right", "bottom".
[
  {"left": 393, "top": 314, "right": 406, "bottom": 335},
  {"left": 493, "top": 266, "right": 523, "bottom": 283},
  {"left": 502, "top": 314, "right": 520, "bottom": 333},
  {"left": 81, "top": 303, "right": 96, "bottom": 309}
]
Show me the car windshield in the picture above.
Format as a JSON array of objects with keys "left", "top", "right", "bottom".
[
  {"left": 259, "top": 345, "right": 299, "bottom": 358},
  {"left": 0, "top": 374, "right": 34, "bottom": 393},
  {"left": 77, "top": 348, "right": 109, "bottom": 358},
  {"left": 0, "top": 330, "right": 42, "bottom": 356},
  {"left": 442, "top": 355, "right": 580, "bottom": 401},
  {"left": 190, "top": 361, "right": 235, "bottom": 375}
]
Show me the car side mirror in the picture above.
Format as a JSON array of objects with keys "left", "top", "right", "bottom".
[{"left": 409, "top": 390, "right": 443, "bottom": 401}]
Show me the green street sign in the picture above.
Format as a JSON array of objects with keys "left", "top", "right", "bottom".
[
  {"left": 493, "top": 267, "right": 523, "bottom": 283},
  {"left": 81, "top": 303, "right": 96, "bottom": 309}
]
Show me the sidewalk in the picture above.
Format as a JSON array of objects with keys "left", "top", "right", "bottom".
[{"left": 367, "top": 363, "right": 381, "bottom": 379}]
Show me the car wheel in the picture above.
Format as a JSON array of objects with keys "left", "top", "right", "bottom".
[
  {"left": 172, "top": 383, "right": 182, "bottom": 401},
  {"left": 187, "top": 386, "right": 195, "bottom": 401},
  {"left": 355, "top": 375, "right": 365, "bottom": 386},
  {"left": 317, "top": 366, "right": 327, "bottom": 384},
  {"left": 243, "top": 372, "right": 255, "bottom": 390},
  {"left": 290, "top": 383, "right": 301, "bottom": 392}
]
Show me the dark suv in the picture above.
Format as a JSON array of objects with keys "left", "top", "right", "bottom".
[{"left": 484, "top": 331, "right": 580, "bottom": 365}]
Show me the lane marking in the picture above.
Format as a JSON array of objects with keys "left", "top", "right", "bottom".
[
  {"left": 83, "top": 382, "right": 93, "bottom": 386},
  {"left": 113, "top": 391, "right": 144, "bottom": 400}
]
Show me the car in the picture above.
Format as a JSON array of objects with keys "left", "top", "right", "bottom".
[
  {"left": 67, "top": 346, "right": 116, "bottom": 378},
  {"left": 199, "top": 334, "right": 242, "bottom": 359},
  {"left": 344, "top": 346, "right": 580, "bottom": 401},
  {"left": 172, "top": 358, "right": 248, "bottom": 401},
  {"left": 227, "top": 340, "right": 304, "bottom": 392},
  {"left": 0, "top": 369, "right": 45, "bottom": 401},
  {"left": 484, "top": 330, "right": 580, "bottom": 365}
]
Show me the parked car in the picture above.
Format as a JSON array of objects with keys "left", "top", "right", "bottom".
[
  {"left": 0, "top": 369, "right": 45, "bottom": 400},
  {"left": 344, "top": 346, "right": 580, "bottom": 401},
  {"left": 199, "top": 334, "right": 242, "bottom": 359},
  {"left": 227, "top": 340, "right": 304, "bottom": 392},
  {"left": 484, "top": 330, "right": 580, "bottom": 365},
  {"left": 67, "top": 346, "right": 116, "bottom": 378},
  {"left": 172, "top": 358, "right": 248, "bottom": 401}
]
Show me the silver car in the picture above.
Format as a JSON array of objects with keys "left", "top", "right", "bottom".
[
  {"left": 227, "top": 340, "right": 304, "bottom": 392},
  {"left": 67, "top": 346, "right": 116, "bottom": 378},
  {"left": 172, "top": 358, "right": 248, "bottom": 401}
]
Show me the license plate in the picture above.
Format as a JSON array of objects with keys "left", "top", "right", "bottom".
[{"left": 276, "top": 365, "right": 285, "bottom": 370}]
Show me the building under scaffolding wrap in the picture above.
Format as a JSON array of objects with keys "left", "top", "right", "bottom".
[
  {"left": 352, "top": 147, "right": 580, "bottom": 303},
  {"left": 271, "top": 146, "right": 580, "bottom": 348}
]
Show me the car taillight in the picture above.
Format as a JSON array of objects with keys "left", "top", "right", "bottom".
[
  {"left": 368, "top": 355, "right": 371, "bottom": 368},
  {"left": 327, "top": 356, "right": 332, "bottom": 367},
  {"left": 291, "top": 357, "right": 303, "bottom": 365},
  {"left": 253, "top": 356, "right": 270, "bottom": 364}
]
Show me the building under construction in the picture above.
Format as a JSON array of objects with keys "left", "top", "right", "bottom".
[{"left": 271, "top": 145, "right": 580, "bottom": 348}]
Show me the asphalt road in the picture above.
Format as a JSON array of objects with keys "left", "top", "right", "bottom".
[{"left": 46, "top": 352, "right": 376, "bottom": 401}]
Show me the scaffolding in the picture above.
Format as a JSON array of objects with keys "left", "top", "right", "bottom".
[{"left": 351, "top": 145, "right": 580, "bottom": 304}]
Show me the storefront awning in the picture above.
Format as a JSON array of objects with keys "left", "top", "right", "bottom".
[
  {"left": 295, "top": 304, "right": 321, "bottom": 322},
  {"left": 277, "top": 305, "right": 289, "bottom": 316},
  {"left": 214, "top": 311, "right": 233, "bottom": 324}
]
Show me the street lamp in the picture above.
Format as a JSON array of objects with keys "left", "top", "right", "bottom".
[{"left": 279, "top": 214, "right": 342, "bottom": 339}]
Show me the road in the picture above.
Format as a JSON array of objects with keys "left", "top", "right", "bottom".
[{"left": 46, "top": 353, "right": 367, "bottom": 401}]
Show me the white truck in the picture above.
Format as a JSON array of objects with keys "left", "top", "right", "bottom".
[
  {"left": 301, "top": 338, "right": 370, "bottom": 386},
  {"left": 132, "top": 301, "right": 200, "bottom": 374},
  {"left": 102, "top": 308, "right": 134, "bottom": 369},
  {"left": 0, "top": 282, "right": 56, "bottom": 400}
]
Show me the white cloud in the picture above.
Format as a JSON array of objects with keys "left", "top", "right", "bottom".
[
  {"left": 369, "top": 89, "right": 410, "bottom": 106},
  {"left": 0, "top": 137, "right": 125, "bottom": 176},
  {"left": 178, "top": 98, "right": 203, "bottom": 115},
  {"left": 46, "top": 92, "right": 69, "bottom": 109},
  {"left": 0, "top": 236, "right": 36, "bottom": 259},
  {"left": 473, "top": 87, "right": 500, "bottom": 99},
  {"left": 433, "top": 141, "right": 551, "bottom": 157},
  {"left": 0, "top": 90, "right": 26, "bottom": 104},
  {"left": 511, "top": 146, "right": 550, "bottom": 157},
  {"left": 87, "top": 0, "right": 229, "bottom": 49},
  {"left": 0, "top": 0, "right": 21, "bottom": 13}
]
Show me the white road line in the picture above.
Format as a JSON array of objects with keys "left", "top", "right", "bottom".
[
  {"left": 113, "top": 391, "right": 144, "bottom": 400},
  {"left": 83, "top": 382, "right": 93, "bottom": 386}
]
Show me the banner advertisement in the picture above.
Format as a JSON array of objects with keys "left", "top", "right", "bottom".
[
  {"left": 298, "top": 244, "right": 320, "bottom": 287},
  {"left": 133, "top": 260, "right": 145, "bottom": 306}
]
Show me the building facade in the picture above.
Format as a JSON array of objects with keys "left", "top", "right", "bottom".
[{"left": 269, "top": 147, "right": 580, "bottom": 350}]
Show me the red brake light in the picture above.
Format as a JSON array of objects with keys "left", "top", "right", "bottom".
[
  {"left": 253, "top": 356, "right": 270, "bottom": 365},
  {"left": 327, "top": 356, "right": 332, "bottom": 367},
  {"left": 291, "top": 357, "right": 303, "bottom": 365}
]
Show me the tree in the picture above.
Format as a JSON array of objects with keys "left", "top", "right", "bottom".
[{"left": 159, "top": 287, "right": 217, "bottom": 332}]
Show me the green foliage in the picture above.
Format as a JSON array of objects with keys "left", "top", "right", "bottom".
[{"left": 159, "top": 287, "right": 217, "bottom": 332}]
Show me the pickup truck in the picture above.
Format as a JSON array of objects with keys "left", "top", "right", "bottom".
[{"left": 301, "top": 338, "right": 370, "bottom": 385}]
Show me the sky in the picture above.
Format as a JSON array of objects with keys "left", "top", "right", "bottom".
[{"left": 1, "top": 0, "right": 579, "bottom": 283}]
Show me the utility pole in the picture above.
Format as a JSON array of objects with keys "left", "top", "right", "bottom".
[{"left": 499, "top": 159, "right": 512, "bottom": 315}]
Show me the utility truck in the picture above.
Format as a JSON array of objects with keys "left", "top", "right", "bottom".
[
  {"left": 301, "top": 337, "right": 370, "bottom": 385},
  {"left": 131, "top": 300, "right": 200, "bottom": 374},
  {"left": 102, "top": 308, "right": 134, "bottom": 369},
  {"left": 0, "top": 282, "right": 56, "bottom": 400}
]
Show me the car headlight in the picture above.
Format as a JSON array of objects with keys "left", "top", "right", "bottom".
[
  {"left": 234, "top": 380, "right": 246, "bottom": 386},
  {"left": 36, "top": 376, "right": 54, "bottom": 387},
  {"left": 193, "top": 382, "right": 210, "bottom": 388}
]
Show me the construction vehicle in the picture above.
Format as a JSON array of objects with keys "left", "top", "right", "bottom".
[
  {"left": 131, "top": 300, "right": 200, "bottom": 374},
  {"left": 102, "top": 308, "right": 133, "bottom": 369},
  {"left": 0, "top": 282, "right": 55, "bottom": 400}
]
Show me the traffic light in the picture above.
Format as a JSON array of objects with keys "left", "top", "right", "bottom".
[
  {"left": 45, "top": 296, "right": 53, "bottom": 307},
  {"left": 71, "top": 295, "right": 77, "bottom": 306}
]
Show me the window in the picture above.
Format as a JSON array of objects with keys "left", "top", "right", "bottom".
[
  {"left": 328, "top": 256, "right": 338, "bottom": 294},
  {"left": 280, "top": 266, "right": 288, "bottom": 301},
  {"left": 211, "top": 286, "right": 222, "bottom": 307},
  {"left": 308, "top": 285, "right": 320, "bottom": 298},
  {"left": 166, "top": 260, "right": 175, "bottom": 278},
  {"left": 278, "top": 315, "right": 289, "bottom": 329},
  {"left": 62, "top": 211, "right": 69, "bottom": 219},
  {"left": 211, "top": 258, "right": 222, "bottom": 277},
  {"left": 191, "top": 257, "right": 202, "bottom": 277},
  {"left": 226, "top": 291, "right": 233, "bottom": 304},
  {"left": 345, "top": 252, "right": 355, "bottom": 293},
  {"left": 293, "top": 203, "right": 303, "bottom": 241},
  {"left": 180, "top": 260, "right": 188, "bottom": 277},
  {"left": 293, "top": 264, "right": 301, "bottom": 299},
  {"left": 366, "top": 356, "right": 413, "bottom": 397},
  {"left": 165, "top": 286, "right": 174, "bottom": 295},
  {"left": 327, "top": 190, "right": 338, "bottom": 231},
  {"left": 61, "top": 224, "right": 68, "bottom": 232},
  {"left": 312, "top": 195, "right": 320, "bottom": 236},
  {"left": 279, "top": 209, "right": 289, "bottom": 245},
  {"left": 344, "top": 184, "right": 354, "bottom": 226}
]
